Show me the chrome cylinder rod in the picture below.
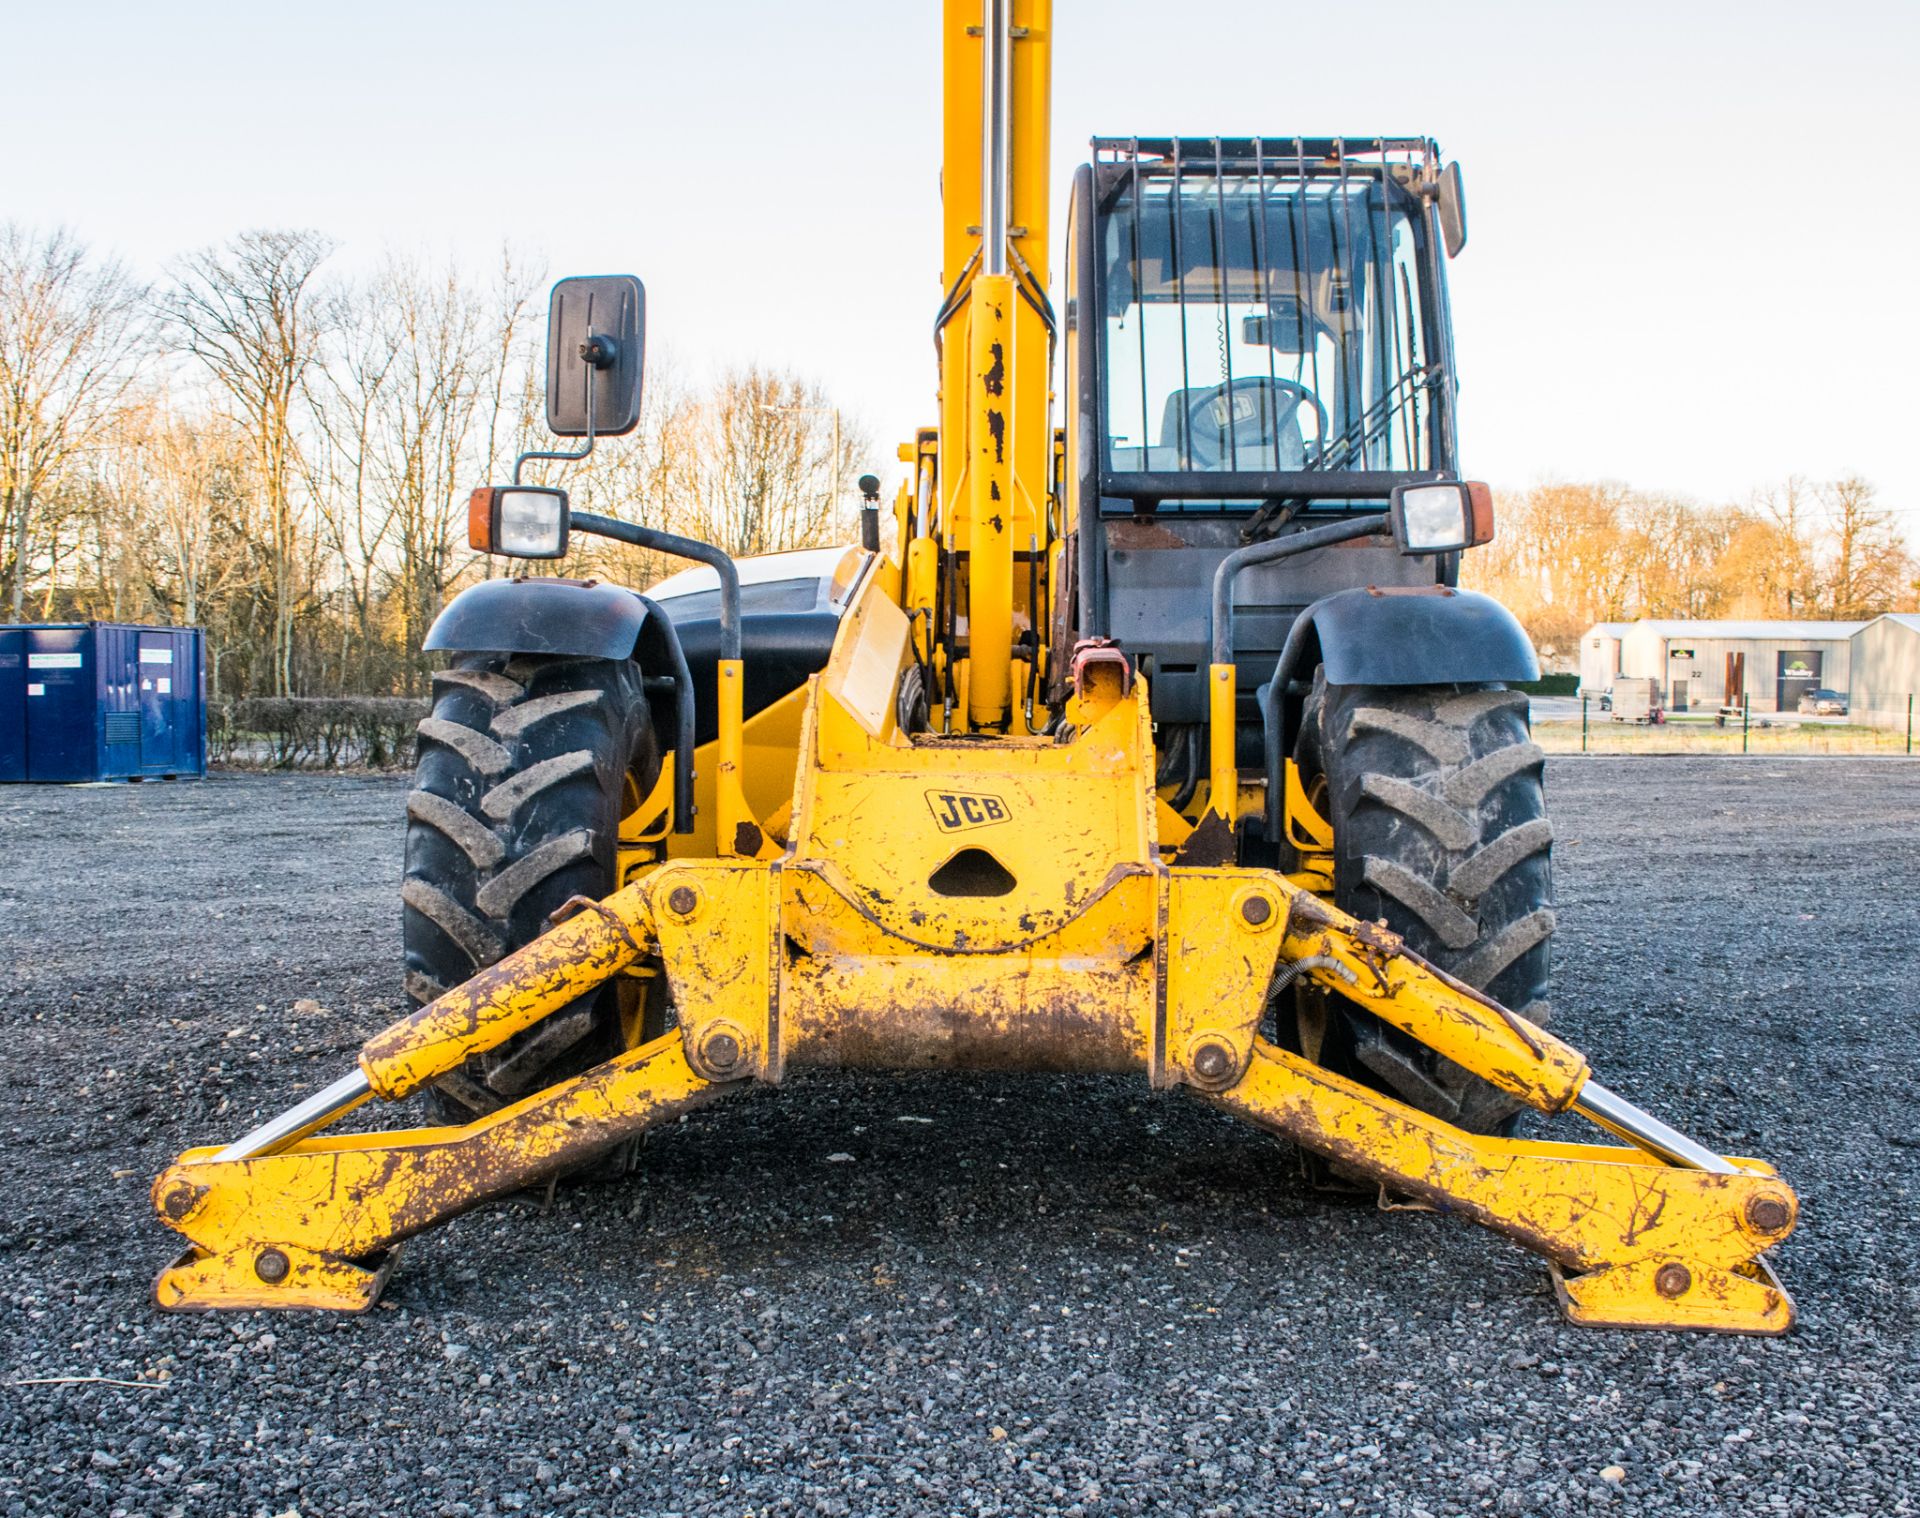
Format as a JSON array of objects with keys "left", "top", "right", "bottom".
[
  {"left": 979, "top": 0, "right": 1012, "bottom": 275},
  {"left": 1572, "top": 1079, "right": 1737, "bottom": 1174},
  {"left": 214, "top": 1068, "right": 373, "bottom": 1163}
]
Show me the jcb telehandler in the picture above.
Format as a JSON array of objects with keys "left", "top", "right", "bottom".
[{"left": 152, "top": 1, "right": 1796, "bottom": 1332}]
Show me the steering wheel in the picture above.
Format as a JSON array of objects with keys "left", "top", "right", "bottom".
[{"left": 1184, "top": 377, "right": 1329, "bottom": 468}]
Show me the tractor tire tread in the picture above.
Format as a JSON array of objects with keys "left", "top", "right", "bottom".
[
  {"left": 1360, "top": 856, "right": 1480, "bottom": 949},
  {"left": 400, "top": 877, "right": 505, "bottom": 970},
  {"left": 1356, "top": 773, "right": 1480, "bottom": 851},
  {"left": 1295, "top": 677, "right": 1555, "bottom": 1134},
  {"left": 1349, "top": 706, "right": 1470, "bottom": 766},
  {"left": 406, "top": 789, "right": 506, "bottom": 870},
  {"left": 432, "top": 667, "right": 524, "bottom": 706},
  {"left": 1449, "top": 817, "right": 1554, "bottom": 900},
  {"left": 479, "top": 750, "right": 598, "bottom": 823},
  {"left": 474, "top": 828, "right": 596, "bottom": 921},
  {"left": 417, "top": 718, "right": 513, "bottom": 776},
  {"left": 1451, "top": 906, "right": 1557, "bottom": 990},
  {"left": 1443, "top": 742, "right": 1547, "bottom": 809},
  {"left": 490, "top": 688, "right": 604, "bottom": 740},
  {"left": 403, "top": 651, "right": 658, "bottom": 1119}
]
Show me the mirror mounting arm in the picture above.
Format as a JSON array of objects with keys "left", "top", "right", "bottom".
[{"left": 513, "top": 360, "right": 601, "bottom": 485}]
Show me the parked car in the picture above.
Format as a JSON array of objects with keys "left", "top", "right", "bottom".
[{"left": 1797, "top": 688, "right": 1848, "bottom": 716}]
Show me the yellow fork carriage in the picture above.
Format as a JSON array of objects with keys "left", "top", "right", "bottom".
[{"left": 153, "top": 1, "right": 1796, "bottom": 1332}]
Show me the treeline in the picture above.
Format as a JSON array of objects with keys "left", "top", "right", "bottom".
[
  {"left": 1465, "top": 477, "right": 1917, "bottom": 656},
  {"left": 0, "top": 224, "right": 865, "bottom": 699},
  {"left": 7, "top": 226, "right": 1913, "bottom": 695}
]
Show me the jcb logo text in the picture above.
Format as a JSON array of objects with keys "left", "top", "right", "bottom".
[{"left": 927, "top": 790, "right": 1011, "bottom": 832}]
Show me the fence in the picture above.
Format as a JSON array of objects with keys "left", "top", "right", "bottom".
[
  {"left": 189, "top": 689, "right": 1920, "bottom": 766},
  {"left": 210, "top": 697, "right": 430, "bottom": 770},
  {"left": 1536, "top": 692, "right": 1917, "bottom": 755}
]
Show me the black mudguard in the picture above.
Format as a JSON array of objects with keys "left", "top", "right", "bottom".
[
  {"left": 423, "top": 577, "right": 647, "bottom": 660},
  {"left": 1258, "top": 587, "right": 1539, "bottom": 843},
  {"left": 1307, "top": 586, "right": 1538, "bottom": 686}
]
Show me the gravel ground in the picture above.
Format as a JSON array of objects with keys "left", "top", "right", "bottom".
[{"left": 0, "top": 760, "right": 1915, "bottom": 1517}]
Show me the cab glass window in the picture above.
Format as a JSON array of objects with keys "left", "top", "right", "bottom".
[{"left": 1101, "top": 171, "right": 1436, "bottom": 480}]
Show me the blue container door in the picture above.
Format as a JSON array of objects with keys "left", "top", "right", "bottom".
[
  {"left": 136, "top": 630, "right": 183, "bottom": 774},
  {"left": 25, "top": 626, "right": 94, "bottom": 781},
  {"left": 96, "top": 624, "right": 142, "bottom": 780},
  {"left": 0, "top": 629, "right": 24, "bottom": 781},
  {"left": 185, "top": 629, "right": 208, "bottom": 774}
]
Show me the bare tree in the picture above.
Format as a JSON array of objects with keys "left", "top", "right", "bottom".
[
  {"left": 157, "top": 409, "right": 252, "bottom": 629},
  {"left": 675, "top": 367, "right": 865, "bottom": 557},
  {"left": 308, "top": 254, "right": 546, "bottom": 690},
  {"left": 0, "top": 224, "right": 148, "bottom": 618},
  {"left": 381, "top": 256, "right": 534, "bottom": 685},
  {"left": 160, "top": 229, "right": 334, "bottom": 693},
  {"left": 1754, "top": 476, "right": 1822, "bottom": 617},
  {"left": 309, "top": 276, "right": 405, "bottom": 687},
  {"left": 1821, "top": 475, "right": 1913, "bottom": 618},
  {"left": 6, "top": 224, "right": 888, "bottom": 700},
  {"left": 1463, "top": 473, "right": 1920, "bottom": 652}
]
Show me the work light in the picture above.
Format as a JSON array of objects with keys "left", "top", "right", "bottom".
[
  {"left": 1390, "top": 481, "right": 1494, "bottom": 555},
  {"left": 467, "top": 486, "right": 570, "bottom": 560}
]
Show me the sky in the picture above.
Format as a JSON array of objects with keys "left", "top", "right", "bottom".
[{"left": 4, "top": 0, "right": 1916, "bottom": 529}]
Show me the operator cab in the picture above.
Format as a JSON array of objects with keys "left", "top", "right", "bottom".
[{"left": 1066, "top": 138, "right": 1466, "bottom": 728}]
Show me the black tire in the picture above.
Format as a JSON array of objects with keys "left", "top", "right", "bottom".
[
  {"left": 402, "top": 652, "right": 660, "bottom": 1120},
  {"left": 1292, "top": 676, "right": 1554, "bottom": 1133}
]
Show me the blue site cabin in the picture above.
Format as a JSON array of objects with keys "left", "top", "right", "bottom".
[{"left": 0, "top": 622, "right": 207, "bottom": 782}]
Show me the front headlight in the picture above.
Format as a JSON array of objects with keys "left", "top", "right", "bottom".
[
  {"left": 1390, "top": 481, "right": 1495, "bottom": 556},
  {"left": 467, "top": 486, "right": 571, "bottom": 559}
]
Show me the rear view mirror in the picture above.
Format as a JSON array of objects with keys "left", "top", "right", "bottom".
[
  {"left": 1437, "top": 162, "right": 1468, "bottom": 258},
  {"left": 545, "top": 275, "right": 645, "bottom": 438}
]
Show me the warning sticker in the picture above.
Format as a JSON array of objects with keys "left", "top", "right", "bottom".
[
  {"left": 139, "top": 647, "right": 174, "bottom": 665},
  {"left": 28, "top": 652, "right": 81, "bottom": 669},
  {"left": 157, "top": 677, "right": 172, "bottom": 694},
  {"left": 27, "top": 683, "right": 45, "bottom": 696}
]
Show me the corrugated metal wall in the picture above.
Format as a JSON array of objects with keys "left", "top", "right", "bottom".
[
  {"left": 1619, "top": 629, "right": 1855, "bottom": 712},
  {"left": 1850, "top": 618, "right": 1920, "bottom": 728},
  {"left": 1579, "top": 633, "right": 1623, "bottom": 695}
]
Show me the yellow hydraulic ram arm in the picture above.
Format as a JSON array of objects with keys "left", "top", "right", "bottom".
[
  {"left": 152, "top": 838, "right": 1795, "bottom": 1330},
  {"left": 935, "top": 0, "right": 1053, "bottom": 732}
]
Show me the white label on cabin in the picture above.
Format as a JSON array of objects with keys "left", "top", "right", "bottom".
[
  {"left": 139, "top": 647, "right": 173, "bottom": 664},
  {"left": 157, "top": 677, "right": 172, "bottom": 694},
  {"left": 26, "top": 683, "right": 45, "bottom": 696},
  {"left": 27, "top": 652, "right": 81, "bottom": 669}
]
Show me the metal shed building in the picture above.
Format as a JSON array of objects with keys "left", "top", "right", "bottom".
[
  {"left": 1615, "top": 619, "right": 1866, "bottom": 713},
  {"left": 1578, "top": 622, "right": 1632, "bottom": 697},
  {"left": 1848, "top": 614, "right": 1920, "bottom": 728},
  {"left": 0, "top": 622, "right": 207, "bottom": 782}
]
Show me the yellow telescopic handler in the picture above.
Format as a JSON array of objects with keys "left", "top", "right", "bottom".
[{"left": 152, "top": 1, "right": 1796, "bottom": 1333}]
